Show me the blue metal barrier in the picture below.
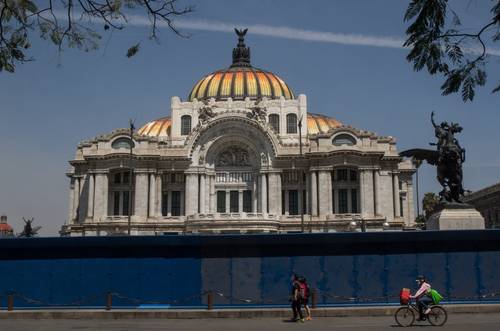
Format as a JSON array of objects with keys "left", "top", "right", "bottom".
[{"left": 0, "top": 231, "right": 499, "bottom": 309}]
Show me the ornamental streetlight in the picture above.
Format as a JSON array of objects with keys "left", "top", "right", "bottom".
[
  {"left": 298, "top": 115, "right": 305, "bottom": 233},
  {"left": 128, "top": 119, "right": 135, "bottom": 236}
]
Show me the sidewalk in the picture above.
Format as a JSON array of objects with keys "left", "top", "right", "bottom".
[{"left": 1, "top": 304, "right": 500, "bottom": 319}]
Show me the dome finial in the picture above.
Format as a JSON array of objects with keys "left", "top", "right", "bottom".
[{"left": 231, "top": 28, "right": 251, "bottom": 67}]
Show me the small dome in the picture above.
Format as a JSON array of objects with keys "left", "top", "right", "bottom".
[
  {"left": 188, "top": 29, "right": 294, "bottom": 102},
  {"left": 137, "top": 117, "right": 171, "bottom": 138},
  {"left": 138, "top": 113, "right": 341, "bottom": 138},
  {"left": 307, "top": 113, "right": 342, "bottom": 135}
]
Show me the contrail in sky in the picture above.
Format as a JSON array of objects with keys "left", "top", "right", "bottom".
[
  {"left": 57, "top": 12, "right": 500, "bottom": 56},
  {"left": 131, "top": 16, "right": 500, "bottom": 56}
]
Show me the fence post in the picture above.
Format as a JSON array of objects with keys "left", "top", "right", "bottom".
[
  {"left": 7, "top": 295, "right": 13, "bottom": 311},
  {"left": 106, "top": 292, "right": 112, "bottom": 311},
  {"left": 207, "top": 291, "right": 213, "bottom": 310},
  {"left": 311, "top": 288, "right": 317, "bottom": 309}
]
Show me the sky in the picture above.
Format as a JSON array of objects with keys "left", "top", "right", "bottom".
[{"left": 0, "top": 0, "right": 499, "bottom": 236}]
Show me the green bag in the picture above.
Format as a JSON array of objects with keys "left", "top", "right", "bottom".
[{"left": 429, "top": 289, "right": 443, "bottom": 304}]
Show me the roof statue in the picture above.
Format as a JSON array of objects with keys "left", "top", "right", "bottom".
[
  {"left": 18, "top": 217, "right": 41, "bottom": 238},
  {"left": 400, "top": 112, "right": 466, "bottom": 204},
  {"left": 232, "top": 28, "right": 250, "bottom": 67}
]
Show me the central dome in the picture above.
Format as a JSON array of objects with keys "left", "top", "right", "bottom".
[{"left": 188, "top": 29, "right": 294, "bottom": 102}]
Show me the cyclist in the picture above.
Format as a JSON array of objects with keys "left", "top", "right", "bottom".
[{"left": 410, "top": 275, "right": 433, "bottom": 321}]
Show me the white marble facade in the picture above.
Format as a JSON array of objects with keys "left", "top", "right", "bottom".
[{"left": 60, "top": 31, "right": 415, "bottom": 236}]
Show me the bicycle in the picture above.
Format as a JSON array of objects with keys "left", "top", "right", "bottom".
[{"left": 394, "top": 298, "right": 447, "bottom": 327}]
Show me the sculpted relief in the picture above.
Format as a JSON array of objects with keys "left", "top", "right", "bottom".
[{"left": 216, "top": 146, "right": 250, "bottom": 167}]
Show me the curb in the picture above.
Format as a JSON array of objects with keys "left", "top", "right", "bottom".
[{"left": 1, "top": 304, "right": 500, "bottom": 319}]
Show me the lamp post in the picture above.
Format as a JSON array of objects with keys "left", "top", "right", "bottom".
[
  {"left": 298, "top": 116, "right": 305, "bottom": 233},
  {"left": 128, "top": 119, "right": 135, "bottom": 236},
  {"left": 412, "top": 158, "right": 422, "bottom": 218}
]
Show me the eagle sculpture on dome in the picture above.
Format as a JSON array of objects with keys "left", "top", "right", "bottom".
[{"left": 232, "top": 28, "right": 251, "bottom": 67}]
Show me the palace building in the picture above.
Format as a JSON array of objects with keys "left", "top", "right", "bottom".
[{"left": 60, "top": 30, "right": 416, "bottom": 236}]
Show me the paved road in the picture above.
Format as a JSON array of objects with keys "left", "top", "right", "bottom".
[{"left": 1, "top": 314, "right": 500, "bottom": 331}]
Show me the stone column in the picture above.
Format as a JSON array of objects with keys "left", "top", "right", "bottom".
[
  {"left": 185, "top": 173, "right": 199, "bottom": 216},
  {"left": 155, "top": 174, "right": 162, "bottom": 217},
  {"left": 209, "top": 175, "right": 216, "bottom": 213},
  {"left": 260, "top": 174, "right": 267, "bottom": 214},
  {"left": 238, "top": 190, "right": 243, "bottom": 213},
  {"left": 393, "top": 173, "right": 400, "bottom": 219},
  {"left": 134, "top": 172, "right": 149, "bottom": 220},
  {"left": 93, "top": 172, "right": 108, "bottom": 222},
  {"left": 305, "top": 172, "right": 310, "bottom": 214},
  {"left": 374, "top": 170, "right": 380, "bottom": 216},
  {"left": 318, "top": 170, "right": 332, "bottom": 216},
  {"left": 68, "top": 177, "right": 75, "bottom": 224},
  {"left": 360, "top": 169, "right": 374, "bottom": 217},
  {"left": 73, "top": 177, "right": 81, "bottom": 221},
  {"left": 310, "top": 171, "right": 318, "bottom": 216},
  {"left": 252, "top": 178, "right": 258, "bottom": 212},
  {"left": 205, "top": 174, "right": 210, "bottom": 214},
  {"left": 87, "top": 173, "right": 95, "bottom": 219},
  {"left": 225, "top": 190, "right": 230, "bottom": 213},
  {"left": 199, "top": 174, "right": 206, "bottom": 214},
  {"left": 148, "top": 173, "right": 156, "bottom": 218},
  {"left": 406, "top": 181, "right": 415, "bottom": 225},
  {"left": 268, "top": 172, "right": 281, "bottom": 215}
]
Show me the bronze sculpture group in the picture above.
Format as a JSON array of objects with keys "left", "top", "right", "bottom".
[{"left": 401, "top": 112, "right": 466, "bottom": 205}]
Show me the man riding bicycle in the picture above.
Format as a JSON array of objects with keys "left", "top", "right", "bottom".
[{"left": 410, "top": 275, "right": 433, "bottom": 321}]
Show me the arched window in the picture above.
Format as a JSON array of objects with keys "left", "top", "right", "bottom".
[
  {"left": 332, "top": 133, "right": 356, "bottom": 146},
  {"left": 181, "top": 115, "right": 192, "bottom": 135},
  {"left": 268, "top": 114, "right": 280, "bottom": 133},
  {"left": 111, "top": 137, "right": 135, "bottom": 149},
  {"left": 286, "top": 114, "right": 297, "bottom": 134}
]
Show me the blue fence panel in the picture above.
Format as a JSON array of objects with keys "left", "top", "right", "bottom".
[{"left": 260, "top": 257, "right": 291, "bottom": 305}]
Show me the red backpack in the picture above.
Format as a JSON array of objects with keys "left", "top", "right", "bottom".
[{"left": 299, "top": 282, "right": 309, "bottom": 299}]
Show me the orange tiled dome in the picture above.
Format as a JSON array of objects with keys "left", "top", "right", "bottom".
[{"left": 138, "top": 113, "right": 341, "bottom": 138}]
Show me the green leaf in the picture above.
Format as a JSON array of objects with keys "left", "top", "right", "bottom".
[{"left": 126, "top": 43, "right": 140, "bottom": 58}]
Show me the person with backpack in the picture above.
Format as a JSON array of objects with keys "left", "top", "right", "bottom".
[
  {"left": 410, "top": 275, "right": 434, "bottom": 321},
  {"left": 299, "top": 277, "right": 312, "bottom": 321},
  {"left": 290, "top": 274, "right": 304, "bottom": 322}
]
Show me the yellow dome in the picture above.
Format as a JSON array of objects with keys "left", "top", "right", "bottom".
[
  {"left": 138, "top": 113, "right": 341, "bottom": 138},
  {"left": 307, "top": 113, "right": 343, "bottom": 135},
  {"left": 137, "top": 116, "right": 171, "bottom": 138},
  {"left": 188, "top": 68, "right": 294, "bottom": 102},
  {"left": 188, "top": 29, "right": 294, "bottom": 102}
]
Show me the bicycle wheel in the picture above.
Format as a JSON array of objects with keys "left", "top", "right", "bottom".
[
  {"left": 427, "top": 306, "right": 447, "bottom": 326},
  {"left": 395, "top": 307, "right": 415, "bottom": 327}
]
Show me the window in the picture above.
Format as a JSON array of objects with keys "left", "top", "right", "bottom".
[
  {"left": 289, "top": 190, "right": 298, "bottom": 215},
  {"left": 112, "top": 191, "right": 130, "bottom": 216},
  {"left": 332, "top": 134, "right": 356, "bottom": 146},
  {"left": 338, "top": 189, "right": 348, "bottom": 214},
  {"left": 350, "top": 170, "right": 358, "bottom": 181},
  {"left": 181, "top": 115, "right": 192, "bottom": 135},
  {"left": 337, "top": 169, "right": 348, "bottom": 181},
  {"left": 302, "top": 190, "right": 307, "bottom": 214},
  {"left": 111, "top": 137, "right": 135, "bottom": 149},
  {"left": 217, "top": 191, "right": 226, "bottom": 213},
  {"left": 230, "top": 191, "right": 239, "bottom": 213},
  {"left": 282, "top": 190, "right": 286, "bottom": 215},
  {"left": 113, "top": 191, "right": 120, "bottom": 215},
  {"left": 400, "top": 197, "right": 404, "bottom": 217},
  {"left": 351, "top": 189, "right": 358, "bottom": 213},
  {"left": 286, "top": 114, "right": 297, "bottom": 134},
  {"left": 161, "top": 192, "right": 168, "bottom": 216},
  {"left": 243, "top": 190, "right": 252, "bottom": 212},
  {"left": 171, "top": 191, "right": 181, "bottom": 216},
  {"left": 269, "top": 114, "right": 280, "bottom": 133}
]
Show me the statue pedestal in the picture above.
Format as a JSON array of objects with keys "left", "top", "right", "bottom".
[{"left": 427, "top": 203, "right": 485, "bottom": 230}]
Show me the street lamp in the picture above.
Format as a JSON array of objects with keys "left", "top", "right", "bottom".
[
  {"left": 128, "top": 119, "right": 135, "bottom": 236},
  {"left": 298, "top": 115, "right": 305, "bottom": 233}
]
